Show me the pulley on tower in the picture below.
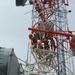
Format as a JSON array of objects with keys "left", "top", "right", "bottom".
[
  {"left": 16, "top": 0, "right": 34, "bottom": 6},
  {"left": 29, "top": 0, "right": 34, "bottom": 5},
  {"left": 16, "top": 0, "right": 27, "bottom": 6}
]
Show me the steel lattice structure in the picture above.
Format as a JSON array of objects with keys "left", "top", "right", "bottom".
[{"left": 15, "top": 0, "right": 75, "bottom": 75}]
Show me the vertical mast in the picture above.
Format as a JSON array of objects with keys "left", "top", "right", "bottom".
[
  {"left": 56, "top": 0, "right": 66, "bottom": 75},
  {"left": 28, "top": 0, "right": 74, "bottom": 75}
]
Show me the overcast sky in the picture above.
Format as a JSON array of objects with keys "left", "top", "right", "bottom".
[
  {"left": 0, "top": 0, "right": 75, "bottom": 64},
  {"left": 0, "top": 0, "right": 32, "bottom": 60}
]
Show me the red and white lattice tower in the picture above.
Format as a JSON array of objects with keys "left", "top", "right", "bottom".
[{"left": 26, "top": 0, "right": 75, "bottom": 75}]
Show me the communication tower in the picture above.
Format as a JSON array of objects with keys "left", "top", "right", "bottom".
[{"left": 16, "top": 0, "right": 75, "bottom": 75}]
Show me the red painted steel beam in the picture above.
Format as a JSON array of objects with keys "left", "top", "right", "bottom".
[{"left": 28, "top": 28, "right": 73, "bottom": 37}]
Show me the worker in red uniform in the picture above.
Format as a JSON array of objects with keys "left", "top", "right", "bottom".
[
  {"left": 45, "top": 34, "right": 56, "bottom": 51},
  {"left": 29, "top": 33, "right": 37, "bottom": 49},
  {"left": 42, "top": 37, "right": 49, "bottom": 50},
  {"left": 50, "top": 37, "right": 56, "bottom": 51}
]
